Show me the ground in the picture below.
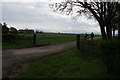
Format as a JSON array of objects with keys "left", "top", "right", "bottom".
[
  {"left": 2, "top": 37, "right": 101, "bottom": 78},
  {"left": 2, "top": 41, "right": 76, "bottom": 78}
]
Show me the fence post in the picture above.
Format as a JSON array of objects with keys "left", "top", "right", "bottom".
[
  {"left": 33, "top": 33, "right": 36, "bottom": 45},
  {"left": 77, "top": 34, "right": 80, "bottom": 48}
]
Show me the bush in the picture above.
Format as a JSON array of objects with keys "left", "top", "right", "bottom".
[
  {"left": 101, "top": 40, "right": 120, "bottom": 76},
  {"left": 79, "top": 39, "right": 120, "bottom": 77}
]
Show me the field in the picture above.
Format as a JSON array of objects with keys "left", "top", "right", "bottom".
[
  {"left": 2, "top": 33, "right": 101, "bottom": 49},
  {"left": 20, "top": 48, "right": 111, "bottom": 78},
  {"left": 2, "top": 33, "right": 77, "bottom": 49},
  {"left": 36, "top": 33, "right": 76, "bottom": 45}
]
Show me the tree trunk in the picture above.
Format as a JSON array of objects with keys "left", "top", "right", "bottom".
[
  {"left": 113, "top": 28, "right": 115, "bottom": 38},
  {"left": 106, "top": 26, "right": 112, "bottom": 40},
  {"left": 99, "top": 23, "right": 107, "bottom": 40}
]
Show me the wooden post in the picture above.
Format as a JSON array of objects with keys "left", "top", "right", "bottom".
[
  {"left": 77, "top": 34, "right": 80, "bottom": 48},
  {"left": 33, "top": 33, "right": 36, "bottom": 45}
]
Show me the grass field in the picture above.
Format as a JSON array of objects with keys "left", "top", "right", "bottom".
[
  {"left": 2, "top": 33, "right": 77, "bottom": 49},
  {"left": 19, "top": 47, "right": 112, "bottom": 78},
  {"left": 36, "top": 33, "right": 76, "bottom": 45},
  {"left": 2, "top": 33, "right": 101, "bottom": 49}
]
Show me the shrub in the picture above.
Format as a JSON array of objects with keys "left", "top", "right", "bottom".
[
  {"left": 101, "top": 40, "right": 120, "bottom": 76},
  {"left": 79, "top": 39, "right": 120, "bottom": 77}
]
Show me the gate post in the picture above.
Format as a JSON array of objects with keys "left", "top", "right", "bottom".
[
  {"left": 77, "top": 34, "right": 80, "bottom": 48},
  {"left": 33, "top": 33, "right": 36, "bottom": 45}
]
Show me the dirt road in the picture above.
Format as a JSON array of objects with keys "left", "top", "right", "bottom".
[
  {"left": 2, "top": 41, "right": 76, "bottom": 78},
  {"left": 2, "top": 37, "right": 101, "bottom": 78}
]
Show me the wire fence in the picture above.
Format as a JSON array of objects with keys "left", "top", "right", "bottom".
[
  {"left": 2, "top": 33, "right": 76, "bottom": 49},
  {"left": 2, "top": 34, "right": 33, "bottom": 44}
]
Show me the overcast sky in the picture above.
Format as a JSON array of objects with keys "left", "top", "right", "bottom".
[{"left": 1, "top": 0, "right": 101, "bottom": 34}]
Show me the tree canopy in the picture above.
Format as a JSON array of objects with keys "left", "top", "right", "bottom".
[
  {"left": 2, "top": 23, "right": 9, "bottom": 34},
  {"left": 50, "top": 0, "right": 120, "bottom": 40}
]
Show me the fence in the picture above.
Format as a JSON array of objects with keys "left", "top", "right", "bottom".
[
  {"left": 2, "top": 34, "right": 34, "bottom": 49},
  {"left": 3, "top": 33, "right": 94, "bottom": 49},
  {"left": 2, "top": 34, "right": 33, "bottom": 44},
  {"left": 2, "top": 33, "right": 76, "bottom": 49},
  {"left": 2, "top": 33, "right": 92, "bottom": 49},
  {"left": 76, "top": 34, "right": 92, "bottom": 48}
]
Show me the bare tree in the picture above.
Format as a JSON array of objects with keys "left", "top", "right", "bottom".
[
  {"left": 50, "top": 0, "right": 120, "bottom": 40},
  {"left": 111, "top": 3, "right": 120, "bottom": 39}
]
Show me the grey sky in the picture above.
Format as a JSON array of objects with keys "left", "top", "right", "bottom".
[{"left": 2, "top": 0, "right": 100, "bottom": 34}]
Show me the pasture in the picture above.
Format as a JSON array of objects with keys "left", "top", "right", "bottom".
[
  {"left": 2, "top": 33, "right": 77, "bottom": 49},
  {"left": 2, "top": 33, "right": 101, "bottom": 49}
]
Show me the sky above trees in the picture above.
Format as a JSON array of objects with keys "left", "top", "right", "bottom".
[{"left": 1, "top": 0, "right": 100, "bottom": 34}]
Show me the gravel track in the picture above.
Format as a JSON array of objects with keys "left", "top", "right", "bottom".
[{"left": 2, "top": 41, "right": 76, "bottom": 78}]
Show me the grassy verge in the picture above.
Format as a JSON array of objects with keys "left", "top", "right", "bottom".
[{"left": 19, "top": 47, "right": 111, "bottom": 78}]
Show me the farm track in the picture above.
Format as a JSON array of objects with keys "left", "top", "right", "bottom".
[
  {"left": 2, "top": 41, "right": 76, "bottom": 78},
  {"left": 2, "top": 37, "right": 101, "bottom": 78}
]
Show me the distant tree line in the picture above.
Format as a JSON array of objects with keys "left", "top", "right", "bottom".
[
  {"left": 1, "top": 22, "right": 36, "bottom": 34},
  {"left": 36, "top": 30, "right": 43, "bottom": 33},
  {"left": 1, "top": 23, "right": 18, "bottom": 34}
]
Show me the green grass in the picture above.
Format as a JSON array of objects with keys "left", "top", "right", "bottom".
[
  {"left": 36, "top": 33, "right": 77, "bottom": 45},
  {"left": 2, "top": 34, "right": 34, "bottom": 49},
  {"left": 2, "top": 33, "right": 77, "bottom": 49},
  {"left": 2, "top": 33, "right": 100, "bottom": 49},
  {"left": 20, "top": 48, "right": 111, "bottom": 78},
  {"left": 94, "top": 34, "right": 102, "bottom": 37}
]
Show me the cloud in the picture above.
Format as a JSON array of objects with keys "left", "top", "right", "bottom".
[
  {"left": 2, "top": 2, "right": 100, "bottom": 34},
  {"left": 1, "top": 0, "right": 64, "bottom": 3},
  {"left": 2, "top": 0, "right": 50, "bottom": 2},
  {"left": 0, "top": 2, "right": 2, "bottom": 22}
]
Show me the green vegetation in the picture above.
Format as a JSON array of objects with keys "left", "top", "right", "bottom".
[
  {"left": 94, "top": 34, "right": 102, "bottom": 37},
  {"left": 20, "top": 47, "right": 111, "bottom": 78},
  {"left": 19, "top": 38, "right": 120, "bottom": 78},
  {"left": 2, "top": 34, "right": 34, "bottom": 49},
  {"left": 100, "top": 39, "right": 120, "bottom": 76},
  {"left": 2, "top": 33, "right": 77, "bottom": 49},
  {"left": 79, "top": 38, "right": 120, "bottom": 77},
  {"left": 36, "top": 33, "right": 77, "bottom": 45},
  {"left": 2, "top": 33, "right": 101, "bottom": 49}
]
